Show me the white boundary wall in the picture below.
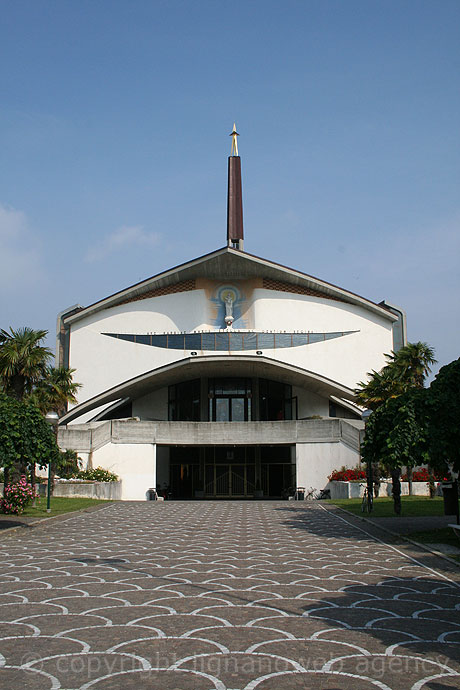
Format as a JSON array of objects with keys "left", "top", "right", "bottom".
[
  {"left": 296, "top": 442, "right": 358, "bottom": 491},
  {"left": 91, "top": 443, "right": 156, "bottom": 501}
]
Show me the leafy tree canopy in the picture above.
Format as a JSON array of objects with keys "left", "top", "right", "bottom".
[
  {"left": 0, "top": 327, "right": 52, "bottom": 400},
  {"left": 361, "top": 389, "right": 428, "bottom": 470},
  {"left": 427, "top": 358, "right": 460, "bottom": 472},
  {"left": 29, "top": 366, "right": 81, "bottom": 416},
  {"left": 0, "top": 392, "right": 59, "bottom": 472},
  {"left": 356, "top": 342, "right": 436, "bottom": 410}
]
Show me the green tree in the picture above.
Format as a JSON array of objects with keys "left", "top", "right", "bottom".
[
  {"left": 389, "top": 342, "right": 437, "bottom": 388},
  {"left": 55, "top": 449, "right": 82, "bottom": 479},
  {"left": 356, "top": 342, "right": 436, "bottom": 511},
  {"left": 355, "top": 368, "right": 404, "bottom": 410},
  {"left": 0, "top": 327, "right": 52, "bottom": 400},
  {"left": 30, "top": 367, "right": 81, "bottom": 417},
  {"left": 356, "top": 342, "right": 436, "bottom": 410},
  {"left": 29, "top": 367, "right": 81, "bottom": 493},
  {"left": 0, "top": 393, "right": 59, "bottom": 484},
  {"left": 427, "top": 358, "right": 460, "bottom": 475},
  {"left": 1, "top": 327, "right": 81, "bottom": 490},
  {"left": 361, "top": 389, "right": 428, "bottom": 514}
]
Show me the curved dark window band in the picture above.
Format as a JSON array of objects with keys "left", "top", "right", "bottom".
[{"left": 102, "top": 330, "right": 358, "bottom": 351}]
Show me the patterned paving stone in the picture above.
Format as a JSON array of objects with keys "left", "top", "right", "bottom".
[
  {"left": 0, "top": 634, "right": 87, "bottom": 665},
  {"left": 0, "top": 501, "right": 459, "bottom": 689},
  {"left": 61, "top": 624, "right": 163, "bottom": 650},
  {"left": 0, "top": 666, "right": 57, "bottom": 689}
]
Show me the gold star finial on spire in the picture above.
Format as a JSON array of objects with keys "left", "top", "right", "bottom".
[{"left": 230, "top": 122, "right": 239, "bottom": 156}]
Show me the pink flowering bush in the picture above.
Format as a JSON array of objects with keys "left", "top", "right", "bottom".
[{"left": 1, "top": 476, "right": 36, "bottom": 515}]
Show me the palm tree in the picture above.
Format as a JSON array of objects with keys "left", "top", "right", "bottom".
[
  {"left": 29, "top": 366, "right": 81, "bottom": 495},
  {"left": 355, "top": 342, "right": 437, "bottom": 410},
  {"left": 390, "top": 342, "right": 437, "bottom": 388},
  {"left": 31, "top": 366, "right": 81, "bottom": 417},
  {"left": 0, "top": 327, "right": 52, "bottom": 400},
  {"left": 355, "top": 368, "right": 404, "bottom": 410},
  {"left": 0, "top": 329, "right": 81, "bottom": 490}
]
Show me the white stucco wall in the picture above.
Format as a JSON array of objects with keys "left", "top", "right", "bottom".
[
  {"left": 67, "top": 282, "right": 394, "bottom": 411},
  {"left": 293, "top": 386, "right": 329, "bottom": 418},
  {"left": 91, "top": 443, "right": 156, "bottom": 500},
  {"left": 296, "top": 441, "right": 359, "bottom": 490},
  {"left": 132, "top": 388, "right": 168, "bottom": 420},
  {"left": 248, "top": 290, "right": 393, "bottom": 389}
]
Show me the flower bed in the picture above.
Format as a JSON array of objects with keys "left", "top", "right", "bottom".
[
  {"left": 328, "top": 468, "right": 366, "bottom": 482},
  {"left": 400, "top": 468, "right": 448, "bottom": 482},
  {"left": 328, "top": 480, "right": 432, "bottom": 499}
]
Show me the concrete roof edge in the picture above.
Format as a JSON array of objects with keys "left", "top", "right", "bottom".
[
  {"left": 60, "top": 354, "right": 356, "bottom": 425},
  {"left": 63, "top": 247, "right": 230, "bottom": 325},
  {"left": 63, "top": 247, "right": 397, "bottom": 325}
]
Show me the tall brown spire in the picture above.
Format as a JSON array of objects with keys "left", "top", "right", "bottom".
[{"left": 227, "top": 123, "right": 244, "bottom": 250}]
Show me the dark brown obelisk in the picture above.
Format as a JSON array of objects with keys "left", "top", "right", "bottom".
[{"left": 227, "top": 124, "right": 244, "bottom": 250}]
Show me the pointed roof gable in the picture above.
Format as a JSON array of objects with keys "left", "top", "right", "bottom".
[{"left": 63, "top": 246, "right": 396, "bottom": 325}]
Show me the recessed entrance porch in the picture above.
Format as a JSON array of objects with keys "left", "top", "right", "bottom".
[{"left": 156, "top": 444, "right": 295, "bottom": 500}]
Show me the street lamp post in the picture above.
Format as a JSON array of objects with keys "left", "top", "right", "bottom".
[{"left": 45, "top": 411, "right": 59, "bottom": 514}]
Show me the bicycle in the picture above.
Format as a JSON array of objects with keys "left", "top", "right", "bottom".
[
  {"left": 361, "top": 483, "right": 373, "bottom": 513},
  {"left": 304, "top": 487, "right": 318, "bottom": 500}
]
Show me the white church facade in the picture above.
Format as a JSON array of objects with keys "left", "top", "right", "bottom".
[{"left": 57, "top": 129, "right": 406, "bottom": 500}]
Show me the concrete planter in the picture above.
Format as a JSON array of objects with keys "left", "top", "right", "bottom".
[
  {"left": 328, "top": 480, "right": 431, "bottom": 499},
  {"left": 39, "top": 481, "right": 122, "bottom": 500}
]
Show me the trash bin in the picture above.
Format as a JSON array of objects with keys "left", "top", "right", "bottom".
[
  {"left": 295, "top": 487, "right": 305, "bottom": 501},
  {"left": 147, "top": 488, "right": 157, "bottom": 501},
  {"left": 441, "top": 482, "right": 458, "bottom": 515}
]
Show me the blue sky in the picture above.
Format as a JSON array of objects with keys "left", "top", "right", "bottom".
[{"left": 1, "top": 0, "right": 459, "bottom": 378}]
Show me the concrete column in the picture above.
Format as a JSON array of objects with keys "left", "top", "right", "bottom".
[
  {"left": 199, "top": 447, "right": 205, "bottom": 481},
  {"left": 255, "top": 446, "right": 261, "bottom": 485},
  {"left": 252, "top": 378, "right": 259, "bottom": 421},
  {"left": 200, "top": 377, "right": 208, "bottom": 421},
  {"left": 152, "top": 443, "right": 157, "bottom": 489}
]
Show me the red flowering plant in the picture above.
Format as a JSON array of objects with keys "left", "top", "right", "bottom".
[
  {"left": 328, "top": 467, "right": 366, "bottom": 482},
  {"left": 400, "top": 467, "right": 448, "bottom": 482},
  {"left": 1, "top": 476, "right": 37, "bottom": 515}
]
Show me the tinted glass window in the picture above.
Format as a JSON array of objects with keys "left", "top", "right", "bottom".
[
  {"left": 243, "top": 333, "right": 257, "bottom": 350},
  {"left": 215, "top": 333, "right": 230, "bottom": 351},
  {"left": 167, "top": 334, "right": 184, "bottom": 349},
  {"left": 201, "top": 333, "right": 216, "bottom": 350},
  {"left": 258, "top": 333, "right": 276, "bottom": 349},
  {"left": 152, "top": 335, "right": 168, "bottom": 348},
  {"left": 185, "top": 334, "right": 202, "bottom": 349}
]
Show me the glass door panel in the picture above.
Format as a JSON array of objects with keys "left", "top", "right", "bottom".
[
  {"left": 215, "top": 465, "right": 230, "bottom": 495},
  {"left": 215, "top": 398, "right": 230, "bottom": 421},
  {"left": 230, "top": 465, "right": 245, "bottom": 495},
  {"left": 231, "top": 397, "right": 245, "bottom": 421}
]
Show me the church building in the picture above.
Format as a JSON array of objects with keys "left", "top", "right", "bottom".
[{"left": 57, "top": 126, "right": 406, "bottom": 500}]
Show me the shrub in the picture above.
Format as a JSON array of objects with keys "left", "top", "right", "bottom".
[
  {"left": 1, "top": 476, "right": 36, "bottom": 514},
  {"left": 73, "top": 467, "right": 119, "bottom": 482},
  {"left": 328, "top": 466, "right": 366, "bottom": 482},
  {"left": 56, "top": 449, "right": 82, "bottom": 479}
]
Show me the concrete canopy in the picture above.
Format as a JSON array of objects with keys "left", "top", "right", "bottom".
[
  {"left": 59, "top": 354, "right": 357, "bottom": 425},
  {"left": 63, "top": 247, "right": 397, "bottom": 325}
]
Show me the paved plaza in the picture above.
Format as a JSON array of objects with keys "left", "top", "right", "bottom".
[{"left": 0, "top": 502, "right": 459, "bottom": 690}]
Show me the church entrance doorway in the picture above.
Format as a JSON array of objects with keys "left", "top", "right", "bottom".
[
  {"left": 164, "top": 444, "right": 295, "bottom": 499},
  {"left": 204, "top": 463, "right": 256, "bottom": 497}
]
